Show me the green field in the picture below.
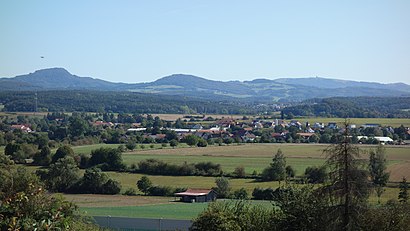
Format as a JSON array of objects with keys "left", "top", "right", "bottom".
[
  {"left": 122, "top": 144, "right": 409, "bottom": 177},
  {"left": 70, "top": 143, "right": 121, "bottom": 154},
  {"left": 80, "top": 200, "right": 276, "bottom": 220},
  {"left": 79, "top": 188, "right": 401, "bottom": 219},
  {"left": 81, "top": 202, "right": 210, "bottom": 219}
]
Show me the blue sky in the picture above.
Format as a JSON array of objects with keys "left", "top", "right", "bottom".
[{"left": 1, "top": 1, "right": 409, "bottom": 84}]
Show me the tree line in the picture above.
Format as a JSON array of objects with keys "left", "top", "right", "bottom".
[
  {"left": 282, "top": 97, "right": 410, "bottom": 118},
  {"left": 0, "top": 90, "right": 274, "bottom": 114}
]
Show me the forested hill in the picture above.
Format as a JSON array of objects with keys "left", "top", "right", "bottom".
[
  {"left": 282, "top": 97, "right": 410, "bottom": 118},
  {"left": 1, "top": 68, "right": 410, "bottom": 102},
  {"left": 0, "top": 90, "right": 274, "bottom": 114}
]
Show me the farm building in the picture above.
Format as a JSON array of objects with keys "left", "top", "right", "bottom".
[{"left": 175, "top": 189, "right": 217, "bottom": 203}]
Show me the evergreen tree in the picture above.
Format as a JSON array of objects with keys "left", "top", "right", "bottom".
[
  {"left": 261, "top": 149, "right": 286, "bottom": 182},
  {"left": 398, "top": 177, "right": 409, "bottom": 203},
  {"left": 323, "top": 122, "right": 370, "bottom": 231},
  {"left": 369, "top": 144, "right": 390, "bottom": 204}
]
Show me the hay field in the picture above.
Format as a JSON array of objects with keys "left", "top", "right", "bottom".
[{"left": 123, "top": 144, "right": 410, "bottom": 180}]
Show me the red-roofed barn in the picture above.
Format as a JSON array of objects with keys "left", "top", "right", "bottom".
[{"left": 175, "top": 189, "right": 217, "bottom": 203}]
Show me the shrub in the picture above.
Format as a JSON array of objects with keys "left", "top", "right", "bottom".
[
  {"left": 123, "top": 187, "right": 137, "bottom": 196},
  {"left": 148, "top": 185, "right": 174, "bottom": 196}
]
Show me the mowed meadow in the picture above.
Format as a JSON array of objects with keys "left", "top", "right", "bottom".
[{"left": 120, "top": 143, "right": 410, "bottom": 182}]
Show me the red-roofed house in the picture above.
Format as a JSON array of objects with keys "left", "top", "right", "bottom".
[
  {"left": 175, "top": 189, "right": 217, "bottom": 203},
  {"left": 11, "top": 124, "right": 32, "bottom": 133}
]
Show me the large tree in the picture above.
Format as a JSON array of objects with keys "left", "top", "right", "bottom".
[
  {"left": 261, "top": 149, "right": 286, "bottom": 182},
  {"left": 52, "top": 145, "right": 75, "bottom": 163},
  {"left": 88, "top": 147, "right": 124, "bottom": 170},
  {"left": 369, "top": 144, "right": 390, "bottom": 204},
  {"left": 323, "top": 122, "right": 370, "bottom": 231},
  {"left": 215, "top": 177, "right": 231, "bottom": 198},
  {"left": 39, "top": 156, "right": 81, "bottom": 192}
]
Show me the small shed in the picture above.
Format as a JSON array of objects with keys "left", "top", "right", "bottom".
[{"left": 175, "top": 189, "right": 217, "bottom": 203}]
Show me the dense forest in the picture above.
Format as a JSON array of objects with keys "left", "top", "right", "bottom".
[
  {"left": 1, "top": 92, "right": 410, "bottom": 118},
  {"left": 282, "top": 97, "right": 410, "bottom": 118},
  {"left": 0, "top": 90, "right": 275, "bottom": 114}
]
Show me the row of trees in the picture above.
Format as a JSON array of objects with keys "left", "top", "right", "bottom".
[
  {"left": 0, "top": 90, "right": 264, "bottom": 114},
  {"left": 283, "top": 97, "right": 410, "bottom": 118},
  {"left": 36, "top": 156, "right": 121, "bottom": 194},
  {"left": 133, "top": 159, "right": 222, "bottom": 176}
]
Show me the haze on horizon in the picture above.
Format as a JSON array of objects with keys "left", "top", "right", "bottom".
[{"left": 0, "top": 1, "right": 409, "bottom": 84}]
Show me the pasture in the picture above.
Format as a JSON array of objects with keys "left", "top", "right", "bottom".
[{"left": 74, "top": 189, "right": 400, "bottom": 219}]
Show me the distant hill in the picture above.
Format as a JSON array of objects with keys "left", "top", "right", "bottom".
[
  {"left": 0, "top": 68, "right": 124, "bottom": 90},
  {"left": 1, "top": 68, "right": 410, "bottom": 102}
]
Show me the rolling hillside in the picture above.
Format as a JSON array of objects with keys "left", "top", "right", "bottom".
[{"left": 1, "top": 68, "right": 409, "bottom": 102}]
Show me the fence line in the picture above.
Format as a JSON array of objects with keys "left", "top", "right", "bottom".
[{"left": 93, "top": 216, "right": 193, "bottom": 231}]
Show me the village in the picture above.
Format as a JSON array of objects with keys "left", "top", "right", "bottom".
[{"left": 3, "top": 113, "right": 409, "bottom": 149}]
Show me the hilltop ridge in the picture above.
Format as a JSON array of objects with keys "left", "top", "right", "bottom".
[{"left": 1, "top": 68, "right": 409, "bottom": 102}]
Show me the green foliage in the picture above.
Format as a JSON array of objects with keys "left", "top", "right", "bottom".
[
  {"left": 358, "top": 201, "right": 410, "bottom": 231},
  {"left": 252, "top": 187, "right": 275, "bottom": 200},
  {"left": 169, "top": 139, "right": 178, "bottom": 148},
  {"left": 191, "top": 201, "right": 282, "bottom": 231},
  {"left": 0, "top": 154, "right": 99, "bottom": 230},
  {"left": 125, "top": 141, "right": 137, "bottom": 150},
  {"left": 305, "top": 166, "right": 327, "bottom": 183},
  {"left": 123, "top": 187, "right": 137, "bottom": 196},
  {"left": 233, "top": 166, "right": 246, "bottom": 178},
  {"left": 137, "top": 176, "right": 152, "bottom": 195},
  {"left": 369, "top": 144, "right": 390, "bottom": 203},
  {"left": 136, "top": 159, "right": 222, "bottom": 176},
  {"left": 398, "top": 177, "right": 409, "bottom": 203},
  {"left": 68, "top": 116, "right": 89, "bottom": 137},
  {"left": 147, "top": 185, "right": 174, "bottom": 196},
  {"left": 101, "top": 179, "right": 122, "bottom": 194},
  {"left": 283, "top": 97, "right": 410, "bottom": 118},
  {"left": 233, "top": 188, "right": 249, "bottom": 199},
  {"left": 0, "top": 90, "right": 264, "bottom": 114},
  {"left": 80, "top": 167, "right": 109, "bottom": 193},
  {"left": 323, "top": 122, "right": 370, "bottom": 230},
  {"left": 39, "top": 156, "right": 81, "bottom": 192},
  {"left": 4, "top": 142, "right": 19, "bottom": 156},
  {"left": 89, "top": 147, "right": 125, "bottom": 171},
  {"left": 52, "top": 145, "right": 75, "bottom": 163},
  {"left": 285, "top": 165, "right": 295, "bottom": 178},
  {"left": 215, "top": 177, "right": 231, "bottom": 198},
  {"left": 184, "top": 134, "right": 199, "bottom": 146},
  {"left": 3, "top": 142, "right": 31, "bottom": 163},
  {"left": 197, "top": 138, "right": 208, "bottom": 147},
  {"left": 261, "top": 149, "right": 286, "bottom": 181},
  {"left": 273, "top": 185, "right": 332, "bottom": 230},
  {"left": 33, "top": 146, "right": 52, "bottom": 166}
]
